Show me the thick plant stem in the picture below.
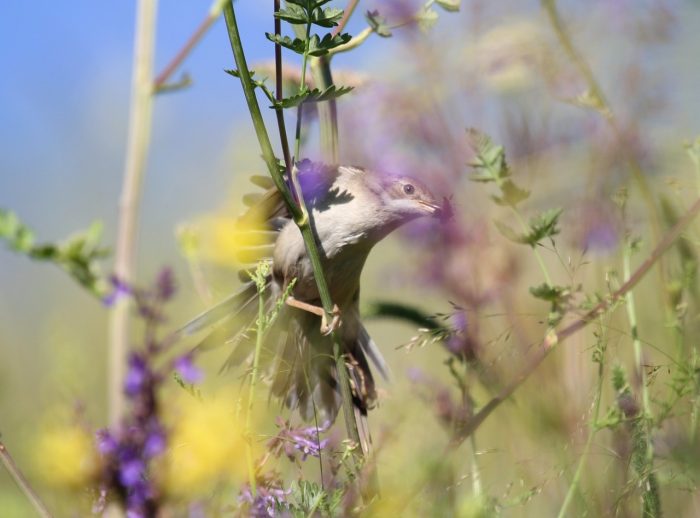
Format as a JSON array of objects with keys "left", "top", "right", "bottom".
[
  {"left": 0, "top": 441, "right": 52, "bottom": 518},
  {"left": 222, "top": 0, "right": 363, "bottom": 461},
  {"left": 222, "top": 3, "right": 300, "bottom": 221},
  {"left": 109, "top": 0, "right": 158, "bottom": 427}
]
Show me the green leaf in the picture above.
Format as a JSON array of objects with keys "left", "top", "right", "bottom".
[
  {"left": 523, "top": 208, "right": 563, "bottom": 247},
  {"left": 494, "top": 208, "right": 563, "bottom": 247},
  {"left": 366, "top": 10, "right": 392, "bottom": 37},
  {"left": 0, "top": 208, "right": 109, "bottom": 296},
  {"left": 0, "top": 209, "right": 35, "bottom": 251},
  {"left": 491, "top": 180, "right": 530, "bottom": 207},
  {"left": 307, "top": 32, "right": 352, "bottom": 56},
  {"left": 310, "top": 7, "right": 343, "bottom": 28},
  {"left": 273, "top": 84, "right": 353, "bottom": 109},
  {"left": 467, "top": 128, "right": 510, "bottom": 184},
  {"left": 435, "top": 0, "right": 461, "bottom": 11},
  {"left": 275, "top": 4, "right": 309, "bottom": 24},
  {"left": 265, "top": 33, "right": 307, "bottom": 54},
  {"left": 530, "top": 283, "right": 569, "bottom": 302},
  {"left": 225, "top": 69, "right": 276, "bottom": 105},
  {"left": 493, "top": 219, "right": 524, "bottom": 244}
]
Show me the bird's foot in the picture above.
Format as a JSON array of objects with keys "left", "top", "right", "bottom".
[
  {"left": 320, "top": 304, "right": 341, "bottom": 336},
  {"left": 285, "top": 297, "right": 341, "bottom": 335}
]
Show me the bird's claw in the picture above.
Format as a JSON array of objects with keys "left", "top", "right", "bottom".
[{"left": 320, "top": 304, "right": 341, "bottom": 336}]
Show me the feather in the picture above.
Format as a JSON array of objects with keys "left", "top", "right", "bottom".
[{"left": 177, "top": 282, "right": 257, "bottom": 336}]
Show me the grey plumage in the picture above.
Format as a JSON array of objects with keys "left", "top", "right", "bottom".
[{"left": 180, "top": 160, "right": 442, "bottom": 424}]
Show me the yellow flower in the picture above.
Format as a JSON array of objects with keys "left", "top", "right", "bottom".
[
  {"left": 159, "top": 392, "right": 253, "bottom": 496},
  {"left": 33, "top": 424, "right": 99, "bottom": 488},
  {"left": 183, "top": 211, "right": 272, "bottom": 269}
]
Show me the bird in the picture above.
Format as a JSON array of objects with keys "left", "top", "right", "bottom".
[{"left": 180, "top": 160, "right": 443, "bottom": 431}]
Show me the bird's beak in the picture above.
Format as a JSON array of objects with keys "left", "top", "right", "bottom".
[{"left": 418, "top": 200, "right": 443, "bottom": 217}]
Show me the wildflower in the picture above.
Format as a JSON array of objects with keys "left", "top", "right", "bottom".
[
  {"left": 102, "top": 275, "right": 132, "bottom": 306},
  {"left": 160, "top": 392, "right": 249, "bottom": 496},
  {"left": 155, "top": 267, "right": 176, "bottom": 301},
  {"left": 268, "top": 417, "right": 330, "bottom": 462},
  {"left": 173, "top": 353, "right": 204, "bottom": 384},
  {"left": 238, "top": 473, "right": 291, "bottom": 518},
  {"left": 124, "top": 353, "right": 150, "bottom": 397},
  {"left": 34, "top": 423, "right": 99, "bottom": 488}
]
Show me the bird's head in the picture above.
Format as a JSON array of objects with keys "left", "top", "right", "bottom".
[{"left": 379, "top": 175, "right": 443, "bottom": 222}]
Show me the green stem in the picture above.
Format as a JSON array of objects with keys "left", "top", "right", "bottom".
[
  {"left": 244, "top": 280, "right": 266, "bottom": 496},
  {"left": 310, "top": 56, "right": 339, "bottom": 163},
  {"left": 623, "top": 243, "right": 653, "bottom": 453},
  {"left": 455, "top": 196, "right": 700, "bottom": 445},
  {"left": 222, "top": 3, "right": 301, "bottom": 221},
  {"left": 541, "top": 0, "right": 669, "bottom": 316},
  {"left": 0, "top": 441, "right": 52, "bottom": 518},
  {"left": 273, "top": 0, "right": 292, "bottom": 174},
  {"left": 293, "top": 21, "right": 313, "bottom": 163},
  {"left": 222, "top": 0, "right": 363, "bottom": 464},
  {"left": 511, "top": 206, "right": 553, "bottom": 285},
  {"left": 557, "top": 336, "right": 605, "bottom": 518}
]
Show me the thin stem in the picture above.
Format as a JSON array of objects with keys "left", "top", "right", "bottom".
[
  {"left": 511, "top": 206, "right": 553, "bottom": 285},
  {"left": 0, "top": 441, "right": 53, "bottom": 518},
  {"left": 331, "top": 0, "right": 360, "bottom": 37},
  {"left": 153, "top": 13, "right": 216, "bottom": 91},
  {"left": 557, "top": 331, "right": 605, "bottom": 518},
  {"left": 541, "top": 0, "right": 669, "bottom": 311},
  {"left": 293, "top": 21, "right": 313, "bottom": 164},
  {"left": 326, "top": 27, "right": 373, "bottom": 56},
  {"left": 310, "top": 57, "right": 339, "bottom": 163},
  {"left": 273, "top": 0, "right": 292, "bottom": 174},
  {"left": 469, "top": 434, "right": 482, "bottom": 497},
  {"left": 455, "top": 196, "right": 700, "bottom": 444},
  {"left": 222, "top": 0, "right": 363, "bottom": 465},
  {"left": 245, "top": 282, "right": 266, "bottom": 497},
  {"left": 623, "top": 242, "right": 653, "bottom": 458},
  {"left": 108, "top": 0, "right": 158, "bottom": 427}
]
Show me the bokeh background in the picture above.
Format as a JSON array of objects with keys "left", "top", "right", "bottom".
[{"left": 3, "top": 0, "right": 700, "bottom": 515}]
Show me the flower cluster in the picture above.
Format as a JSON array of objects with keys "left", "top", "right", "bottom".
[
  {"left": 267, "top": 417, "right": 331, "bottom": 463},
  {"left": 238, "top": 472, "right": 292, "bottom": 518},
  {"left": 94, "top": 268, "right": 204, "bottom": 516}
]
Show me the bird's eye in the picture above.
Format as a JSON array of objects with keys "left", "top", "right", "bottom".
[{"left": 403, "top": 183, "right": 415, "bottom": 195}]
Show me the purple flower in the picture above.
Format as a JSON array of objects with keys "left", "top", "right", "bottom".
[
  {"left": 268, "top": 418, "right": 330, "bottom": 462},
  {"left": 143, "top": 427, "right": 166, "bottom": 458},
  {"left": 239, "top": 479, "right": 291, "bottom": 518},
  {"left": 124, "top": 353, "right": 149, "bottom": 396},
  {"left": 95, "top": 429, "right": 117, "bottom": 455},
  {"left": 103, "top": 275, "right": 132, "bottom": 307},
  {"left": 119, "top": 458, "right": 144, "bottom": 488},
  {"left": 174, "top": 354, "right": 203, "bottom": 384},
  {"left": 156, "top": 267, "right": 176, "bottom": 301}
]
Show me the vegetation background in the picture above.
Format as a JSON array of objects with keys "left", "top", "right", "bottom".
[{"left": 3, "top": 0, "right": 700, "bottom": 516}]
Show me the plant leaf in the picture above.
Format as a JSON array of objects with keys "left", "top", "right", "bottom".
[
  {"left": 366, "top": 10, "right": 392, "bottom": 37},
  {"left": 435, "top": 0, "right": 461, "bottom": 12},
  {"left": 273, "top": 84, "right": 353, "bottom": 109},
  {"left": 307, "top": 33, "right": 352, "bottom": 56},
  {"left": 265, "top": 33, "right": 307, "bottom": 54}
]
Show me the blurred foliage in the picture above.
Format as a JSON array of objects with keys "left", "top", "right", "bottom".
[{"left": 0, "top": 209, "right": 109, "bottom": 297}]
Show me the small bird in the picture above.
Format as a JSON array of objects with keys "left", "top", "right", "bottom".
[{"left": 181, "top": 160, "right": 443, "bottom": 427}]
